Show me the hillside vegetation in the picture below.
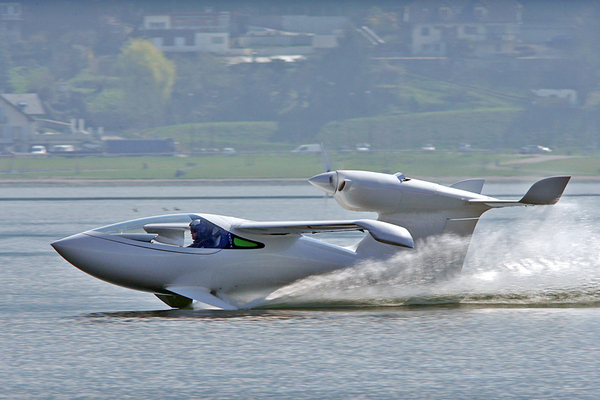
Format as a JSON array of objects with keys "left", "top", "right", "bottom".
[{"left": 1, "top": 2, "right": 599, "bottom": 156}]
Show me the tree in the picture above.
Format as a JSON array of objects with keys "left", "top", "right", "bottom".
[
  {"left": 9, "top": 66, "right": 54, "bottom": 97},
  {"left": 117, "top": 38, "right": 175, "bottom": 128},
  {"left": 168, "top": 52, "right": 233, "bottom": 124},
  {"left": 365, "top": 7, "right": 398, "bottom": 35},
  {"left": 0, "top": 36, "right": 12, "bottom": 91},
  {"left": 274, "top": 29, "right": 373, "bottom": 142}
]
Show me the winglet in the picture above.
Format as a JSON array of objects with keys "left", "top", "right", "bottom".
[
  {"left": 519, "top": 176, "right": 571, "bottom": 205},
  {"left": 356, "top": 220, "right": 414, "bottom": 248}
]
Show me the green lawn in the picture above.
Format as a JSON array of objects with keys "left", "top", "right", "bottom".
[
  {"left": 146, "top": 121, "right": 284, "bottom": 152},
  {"left": 1, "top": 152, "right": 598, "bottom": 181}
]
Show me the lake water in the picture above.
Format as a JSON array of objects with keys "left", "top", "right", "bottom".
[{"left": 1, "top": 180, "right": 600, "bottom": 399}]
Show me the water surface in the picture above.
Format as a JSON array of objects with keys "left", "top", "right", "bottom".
[{"left": 1, "top": 181, "right": 599, "bottom": 399}]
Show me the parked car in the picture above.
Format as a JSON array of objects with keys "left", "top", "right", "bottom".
[
  {"left": 356, "top": 143, "right": 371, "bottom": 152},
  {"left": 30, "top": 145, "right": 47, "bottom": 155},
  {"left": 520, "top": 145, "right": 552, "bottom": 154},
  {"left": 51, "top": 144, "right": 75, "bottom": 153},
  {"left": 292, "top": 144, "right": 322, "bottom": 154}
]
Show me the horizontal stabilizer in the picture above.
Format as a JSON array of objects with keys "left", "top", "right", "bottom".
[
  {"left": 234, "top": 219, "right": 414, "bottom": 248},
  {"left": 519, "top": 176, "right": 571, "bottom": 205},
  {"left": 165, "top": 286, "right": 238, "bottom": 310},
  {"left": 469, "top": 176, "right": 571, "bottom": 208}
]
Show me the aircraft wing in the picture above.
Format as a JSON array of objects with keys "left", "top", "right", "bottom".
[
  {"left": 469, "top": 176, "right": 570, "bottom": 208},
  {"left": 233, "top": 219, "right": 414, "bottom": 248}
]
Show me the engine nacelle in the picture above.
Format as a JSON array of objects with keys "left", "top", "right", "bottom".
[
  {"left": 309, "top": 170, "right": 403, "bottom": 213},
  {"left": 309, "top": 170, "right": 468, "bottom": 215}
]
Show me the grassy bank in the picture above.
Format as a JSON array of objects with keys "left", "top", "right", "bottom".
[
  {"left": 318, "top": 107, "right": 524, "bottom": 151},
  {"left": 147, "top": 121, "right": 284, "bottom": 152},
  {"left": 145, "top": 107, "right": 526, "bottom": 154},
  {"left": 1, "top": 152, "right": 599, "bottom": 181}
]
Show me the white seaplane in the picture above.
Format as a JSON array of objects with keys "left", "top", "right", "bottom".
[{"left": 52, "top": 170, "right": 570, "bottom": 310}]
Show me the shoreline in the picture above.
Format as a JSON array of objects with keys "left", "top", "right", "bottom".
[{"left": 1, "top": 174, "right": 599, "bottom": 187}]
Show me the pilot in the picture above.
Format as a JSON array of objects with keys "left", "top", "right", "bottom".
[
  {"left": 189, "top": 218, "right": 234, "bottom": 249},
  {"left": 189, "top": 219, "right": 219, "bottom": 248}
]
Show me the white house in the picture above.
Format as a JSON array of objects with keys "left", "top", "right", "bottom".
[
  {"left": 404, "top": 0, "right": 523, "bottom": 57},
  {"left": 531, "top": 89, "right": 578, "bottom": 108},
  {"left": 141, "top": 12, "right": 230, "bottom": 54},
  {"left": 0, "top": 94, "right": 38, "bottom": 152}
]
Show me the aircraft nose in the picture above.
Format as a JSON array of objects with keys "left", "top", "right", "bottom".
[
  {"left": 52, "top": 232, "right": 164, "bottom": 292},
  {"left": 51, "top": 233, "right": 93, "bottom": 269},
  {"left": 308, "top": 171, "right": 338, "bottom": 195}
]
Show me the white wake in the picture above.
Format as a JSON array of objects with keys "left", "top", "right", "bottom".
[{"left": 262, "top": 202, "right": 600, "bottom": 307}]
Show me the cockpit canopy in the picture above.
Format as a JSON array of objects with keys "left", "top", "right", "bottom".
[{"left": 93, "top": 213, "right": 263, "bottom": 249}]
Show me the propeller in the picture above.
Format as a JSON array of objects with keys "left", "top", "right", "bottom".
[{"left": 320, "top": 143, "right": 331, "bottom": 172}]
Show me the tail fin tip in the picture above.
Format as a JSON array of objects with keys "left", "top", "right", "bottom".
[{"left": 519, "top": 176, "right": 571, "bottom": 205}]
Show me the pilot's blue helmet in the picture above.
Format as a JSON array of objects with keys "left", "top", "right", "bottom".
[{"left": 190, "top": 219, "right": 209, "bottom": 234}]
